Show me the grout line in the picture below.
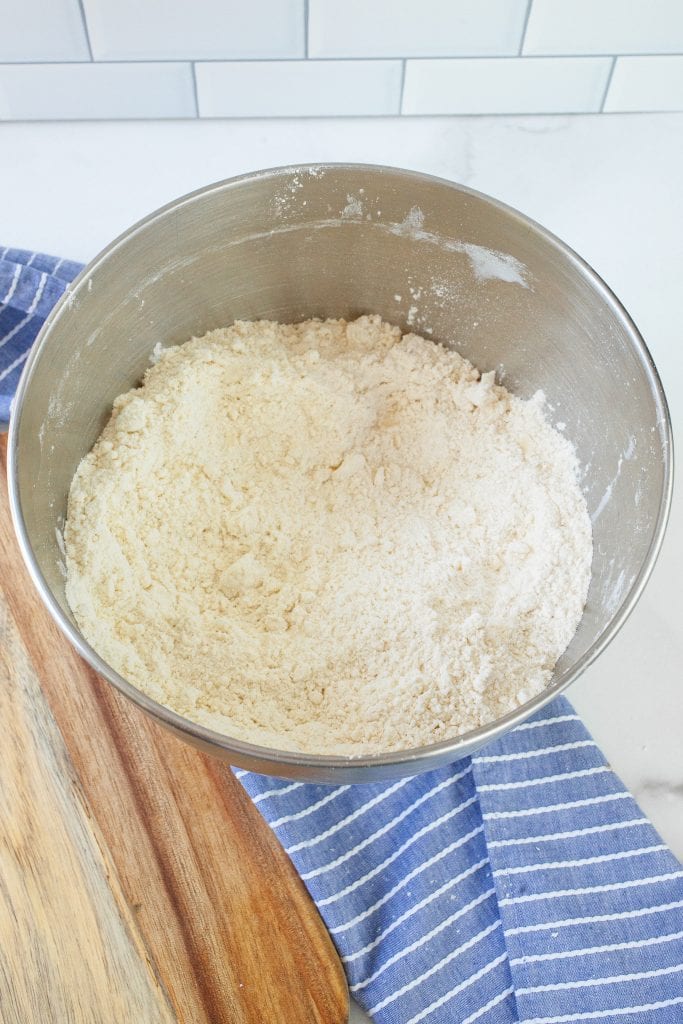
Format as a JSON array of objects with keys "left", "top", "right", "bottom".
[
  {"left": 0, "top": 53, "right": 673, "bottom": 66},
  {"left": 600, "top": 55, "right": 618, "bottom": 111},
  {"left": 518, "top": 0, "right": 533, "bottom": 56},
  {"left": 399, "top": 58, "right": 407, "bottom": 114},
  {"left": 304, "top": 0, "right": 310, "bottom": 58},
  {"left": 2, "top": 110, "right": 677, "bottom": 126},
  {"left": 75, "top": 0, "right": 94, "bottom": 60},
  {"left": 190, "top": 61, "right": 200, "bottom": 117}
]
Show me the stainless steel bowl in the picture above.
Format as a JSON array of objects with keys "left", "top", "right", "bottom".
[{"left": 8, "top": 164, "right": 673, "bottom": 783}]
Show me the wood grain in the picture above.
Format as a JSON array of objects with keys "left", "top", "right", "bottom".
[
  {"left": 0, "top": 434, "right": 348, "bottom": 1024},
  {"left": 0, "top": 526, "right": 175, "bottom": 1023}
]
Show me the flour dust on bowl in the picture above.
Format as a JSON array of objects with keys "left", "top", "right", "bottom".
[{"left": 8, "top": 164, "right": 672, "bottom": 783}]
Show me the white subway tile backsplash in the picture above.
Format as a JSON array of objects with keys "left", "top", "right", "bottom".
[
  {"left": 605, "top": 56, "right": 683, "bottom": 112},
  {"left": 403, "top": 57, "right": 612, "bottom": 115},
  {"left": 524, "top": 0, "right": 683, "bottom": 56},
  {"left": 196, "top": 60, "right": 402, "bottom": 117},
  {"left": 83, "top": 0, "right": 304, "bottom": 60},
  {"left": 0, "top": 63, "right": 196, "bottom": 120},
  {"left": 1, "top": 0, "right": 682, "bottom": 119},
  {"left": 309, "top": 0, "right": 528, "bottom": 58},
  {"left": 0, "top": 0, "right": 89, "bottom": 62}
]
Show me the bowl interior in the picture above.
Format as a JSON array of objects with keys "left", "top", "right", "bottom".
[{"left": 10, "top": 165, "right": 671, "bottom": 781}]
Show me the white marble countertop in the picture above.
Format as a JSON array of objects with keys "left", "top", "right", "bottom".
[{"left": 1, "top": 113, "right": 681, "bottom": 878}]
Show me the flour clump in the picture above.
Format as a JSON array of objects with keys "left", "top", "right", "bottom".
[{"left": 65, "top": 316, "right": 592, "bottom": 754}]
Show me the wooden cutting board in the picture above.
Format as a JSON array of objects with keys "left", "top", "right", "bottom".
[{"left": 0, "top": 434, "right": 348, "bottom": 1024}]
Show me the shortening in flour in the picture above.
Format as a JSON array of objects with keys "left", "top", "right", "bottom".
[{"left": 65, "top": 315, "right": 592, "bottom": 755}]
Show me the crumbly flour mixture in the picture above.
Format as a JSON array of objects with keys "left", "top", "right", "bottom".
[{"left": 65, "top": 315, "right": 592, "bottom": 754}]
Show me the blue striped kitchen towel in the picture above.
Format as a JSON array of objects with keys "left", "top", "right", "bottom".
[
  {"left": 0, "top": 246, "right": 82, "bottom": 424},
  {"left": 4, "top": 250, "right": 683, "bottom": 1023},
  {"left": 240, "top": 700, "right": 683, "bottom": 1024}
]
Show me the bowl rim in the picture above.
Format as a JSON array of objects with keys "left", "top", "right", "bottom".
[{"left": 7, "top": 161, "right": 675, "bottom": 779}]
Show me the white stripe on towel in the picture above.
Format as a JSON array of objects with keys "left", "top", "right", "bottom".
[
  {"left": 493, "top": 844, "right": 666, "bottom": 877},
  {"left": 517, "top": 960, "right": 683, "bottom": 994},
  {"left": 297, "top": 768, "right": 472, "bottom": 869},
  {"left": 0, "top": 271, "right": 48, "bottom": 355},
  {"left": 369, "top": 922, "right": 502, "bottom": 1016},
  {"left": 330, "top": 825, "right": 485, "bottom": 932},
  {"left": 343, "top": 859, "right": 489, "bottom": 963},
  {"left": 459, "top": 988, "right": 515, "bottom": 1024},
  {"left": 510, "top": 928, "right": 683, "bottom": 965},
  {"left": 477, "top": 765, "right": 611, "bottom": 791},
  {"left": 0, "top": 347, "right": 29, "bottom": 384},
  {"left": 523, "top": 995, "right": 683, "bottom": 1023},
  {"left": 286, "top": 775, "right": 412, "bottom": 852},
  {"left": 1, "top": 262, "right": 21, "bottom": 305},
  {"left": 251, "top": 780, "right": 304, "bottom": 803},
  {"left": 483, "top": 792, "right": 631, "bottom": 820},
  {"left": 270, "top": 785, "right": 351, "bottom": 828},
  {"left": 499, "top": 871, "right": 683, "bottom": 906},
  {"left": 475, "top": 740, "right": 595, "bottom": 763},
  {"left": 307, "top": 793, "right": 478, "bottom": 887},
  {"left": 487, "top": 818, "right": 649, "bottom": 848},
  {"left": 506, "top": 899, "right": 683, "bottom": 935},
  {"left": 350, "top": 887, "right": 497, "bottom": 991},
  {"left": 514, "top": 715, "right": 580, "bottom": 731},
  {"left": 402, "top": 952, "right": 509, "bottom": 1024}
]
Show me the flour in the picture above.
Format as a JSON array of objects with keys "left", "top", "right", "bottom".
[{"left": 65, "top": 316, "right": 592, "bottom": 755}]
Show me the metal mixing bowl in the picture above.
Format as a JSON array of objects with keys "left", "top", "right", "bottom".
[{"left": 8, "top": 164, "right": 673, "bottom": 783}]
